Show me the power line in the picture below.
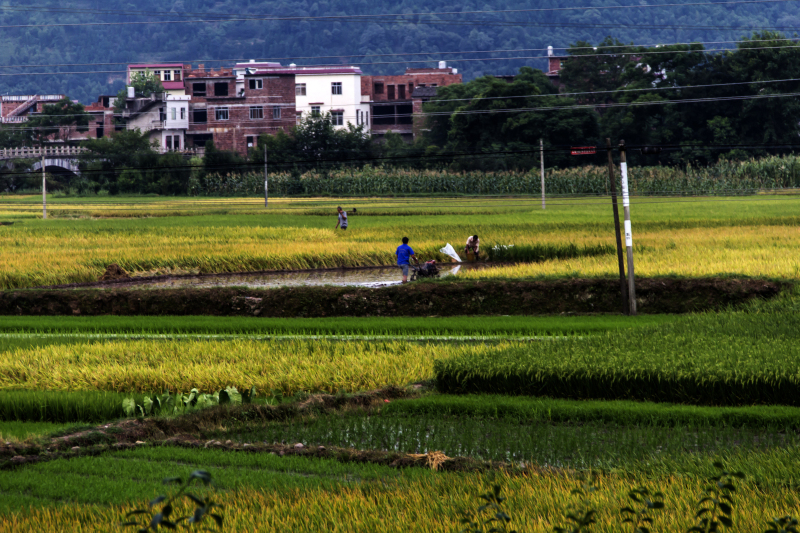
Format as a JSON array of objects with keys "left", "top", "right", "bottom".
[{"left": 0, "top": 0, "right": 793, "bottom": 23}]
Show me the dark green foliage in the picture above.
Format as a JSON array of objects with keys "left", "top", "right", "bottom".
[
  {"left": 688, "top": 462, "right": 744, "bottom": 532},
  {"left": 122, "top": 470, "right": 223, "bottom": 531},
  {"left": 620, "top": 488, "right": 665, "bottom": 533},
  {"left": 459, "top": 485, "right": 517, "bottom": 533},
  {"left": 27, "top": 97, "right": 90, "bottom": 145},
  {"left": 554, "top": 476, "right": 598, "bottom": 533},
  {"left": 79, "top": 130, "right": 192, "bottom": 195},
  {"left": 484, "top": 243, "right": 614, "bottom": 263},
  {"left": 114, "top": 71, "right": 165, "bottom": 113},
  {"left": 764, "top": 516, "right": 800, "bottom": 533}
]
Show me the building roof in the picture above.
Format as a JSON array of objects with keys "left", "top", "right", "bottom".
[
  {"left": 234, "top": 61, "right": 283, "bottom": 69},
  {"left": 257, "top": 65, "right": 363, "bottom": 75},
  {"left": 128, "top": 64, "right": 185, "bottom": 69}
]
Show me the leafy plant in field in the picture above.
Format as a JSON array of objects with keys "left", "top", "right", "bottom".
[
  {"left": 620, "top": 487, "right": 665, "bottom": 533},
  {"left": 688, "top": 462, "right": 744, "bottom": 532},
  {"left": 122, "top": 386, "right": 256, "bottom": 418},
  {"left": 764, "top": 516, "right": 800, "bottom": 533},
  {"left": 122, "top": 470, "right": 223, "bottom": 531},
  {"left": 554, "top": 475, "right": 597, "bottom": 533},
  {"left": 459, "top": 484, "right": 517, "bottom": 533}
]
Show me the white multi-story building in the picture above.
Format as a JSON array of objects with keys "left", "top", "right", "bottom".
[
  {"left": 239, "top": 62, "right": 370, "bottom": 131},
  {"left": 122, "top": 93, "right": 191, "bottom": 151}
]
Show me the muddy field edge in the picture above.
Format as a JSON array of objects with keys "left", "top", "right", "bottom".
[{"left": 0, "top": 278, "right": 787, "bottom": 317}]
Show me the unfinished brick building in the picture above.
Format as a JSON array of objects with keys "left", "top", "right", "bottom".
[
  {"left": 184, "top": 65, "right": 297, "bottom": 155},
  {"left": 361, "top": 63, "right": 462, "bottom": 141}
]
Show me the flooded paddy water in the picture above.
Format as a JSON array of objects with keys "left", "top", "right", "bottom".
[{"left": 83, "top": 263, "right": 499, "bottom": 290}]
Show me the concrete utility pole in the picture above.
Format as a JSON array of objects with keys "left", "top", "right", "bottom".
[
  {"left": 264, "top": 141, "right": 269, "bottom": 207},
  {"left": 619, "top": 140, "right": 637, "bottom": 315},
  {"left": 540, "top": 138, "right": 545, "bottom": 209},
  {"left": 41, "top": 152, "right": 47, "bottom": 220},
  {"left": 606, "top": 139, "right": 628, "bottom": 314}
]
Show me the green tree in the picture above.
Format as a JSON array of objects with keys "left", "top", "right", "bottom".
[
  {"left": 26, "top": 96, "right": 89, "bottom": 145},
  {"left": 113, "top": 70, "right": 165, "bottom": 113}
]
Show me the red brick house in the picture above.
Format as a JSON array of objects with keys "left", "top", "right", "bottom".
[
  {"left": 183, "top": 65, "right": 297, "bottom": 155},
  {"left": 361, "top": 63, "right": 462, "bottom": 141}
]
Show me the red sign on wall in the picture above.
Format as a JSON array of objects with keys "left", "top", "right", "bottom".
[{"left": 570, "top": 146, "right": 597, "bottom": 155}]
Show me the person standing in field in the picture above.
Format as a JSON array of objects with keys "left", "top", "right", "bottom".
[
  {"left": 396, "top": 236, "right": 418, "bottom": 283},
  {"left": 335, "top": 206, "right": 348, "bottom": 230},
  {"left": 465, "top": 235, "right": 480, "bottom": 259}
]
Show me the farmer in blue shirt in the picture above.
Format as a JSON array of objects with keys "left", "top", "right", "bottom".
[{"left": 395, "top": 236, "right": 418, "bottom": 283}]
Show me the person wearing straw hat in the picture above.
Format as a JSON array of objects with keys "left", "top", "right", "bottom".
[{"left": 335, "top": 206, "right": 348, "bottom": 230}]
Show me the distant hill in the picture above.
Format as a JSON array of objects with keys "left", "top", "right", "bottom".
[{"left": 1, "top": 0, "right": 799, "bottom": 102}]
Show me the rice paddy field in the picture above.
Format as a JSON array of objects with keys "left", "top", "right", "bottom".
[
  {"left": 1, "top": 192, "right": 800, "bottom": 531},
  {"left": 0, "top": 194, "right": 798, "bottom": 288}
]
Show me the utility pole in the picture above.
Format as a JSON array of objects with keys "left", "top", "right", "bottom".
[
  {"left": 264, "top": 140, "right": 269, "bottom": 207},
  {"left": 606, "top": 139, "right": 627, "bottom": 314},
  {"left": 540, "top": 138, "right": 545, "bottom": 209},
  {"left": 619, "top": 140, "right": 637, "bottom": 315},
  {"left": 41, "top": 152, "right": 47, "bottom": 220}
]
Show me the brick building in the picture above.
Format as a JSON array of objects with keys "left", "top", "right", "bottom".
[
  {"left": 545, "top": 46, "right": 567, "bottom": 88},
  {"left": 0, "top": 94, "right": 66, "bottom": 123},
  {"left": 184, "top": 65, "right": 297, "bottom": 155},
  {"left": 361, "top": 63, "right": 462, "bottom": 141}
]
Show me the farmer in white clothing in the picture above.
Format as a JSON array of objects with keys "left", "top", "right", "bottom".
[{"left": 465, "top": 235, "right": 480, "bottom": 259}]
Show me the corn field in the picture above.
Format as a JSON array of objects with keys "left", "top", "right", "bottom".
[{"left": 191, "top": 155, "right": 800, "bottom": 196}]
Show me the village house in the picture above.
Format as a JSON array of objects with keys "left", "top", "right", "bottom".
[
  {"left": 183, "top": 64, "right": 297, "bottom": 154},
  {"left": 361, "top": 62, "right": 462, "bottom": 141}
]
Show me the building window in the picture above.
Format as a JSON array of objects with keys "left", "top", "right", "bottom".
[
  {"left": 180, "top": 107, "right": 185, "bottom": 120},
  {"left": 356, "top": 110, "right": 360, "bottom": 125},
  {"left": 431, "top": 83, "right": 437, "bottom": 87},
  {"left": 249, "top": 79, "right": 263, "bottom": 90},
  {"left": 387, "top": 85, "right": 395, "bottom": 100},
  {"left": 193, "top": 82, "right": 206, "bottom": 96},
  {"left": 214, "top": 82, "right": 229, "bottom": 97},
  {"left": 174, "top": 136, "right": 180, "bottom": 150},
  {"left": 193, "top": 109, "right": 207, "bottom": 124},
  {"left": 215, "top": 107, "right": 229, "bottom": 121},
  {"left": 250, "top": 106, "right": 264, "bottom": 119},
  {"left": 409, "top": 82, "right": 414, "bottom": 94},
  {"left": 296, "top": 83, "right": 306, "bottom": 96},
  {"left": 331, "top": 82, "right": 342, "bottom": 95},
  {"left": 171, "top": 108, "right": 177, "bottom": 120},
  {"left": 311, "top": 106, "right": 321, "bottom": 116},
  {"left": 164, "top": 70, "right": 171, "bottom": 81},
  {"left": 331, "top": 111, "right": 343, "bottom": 126},
  {"left": 160, "top": 108, "right": 166, "bottom": 122},
  {"left": 273, "top": 106, "right": 281, "bottom": 119},
  {"left": 374, "top": 82, "right": 384, "bottom": 94},
  {"left": 247, "top": 136, "right": 255, "bottom": 148},
  {"left": 366, "top": 111, "right": 369, "bottom": 125},
  {"left": 398, "top": 84, "right": 406, "bottom": 99},
  {"left": 154, "top": 70, "right": 161, "bottom": 80},
  {"left": 166, "top": 136, "right": 172, "bottom": 150},
  {"left": 174, "top": 70, "right": 182, "bottom": 81}
]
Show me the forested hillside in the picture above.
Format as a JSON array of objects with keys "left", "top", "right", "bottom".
[{"left": 1, "top": 0, "right": 799, "bottom": 102}]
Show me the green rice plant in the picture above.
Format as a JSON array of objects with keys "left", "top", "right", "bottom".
[
  {"left": 484, "top": 243, "right": 614, "bottom": 263},
  {"left": 434, "top": 308, "right": 800, "bottom": 406},
  {"left": 382, "top": 395, "right": 800, "bottom": 429},
  {"left": 0, "top": 390, "right": 140, "bottom": 423}
]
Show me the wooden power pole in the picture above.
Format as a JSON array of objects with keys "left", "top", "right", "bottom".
[{"left": 606, "top": 139, "right": 627, "bottom": 314}]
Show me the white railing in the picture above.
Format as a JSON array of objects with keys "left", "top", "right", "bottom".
[
  {"left": 0, "top": 146, "right": 87, "bottom": 159},
  {"left": 1, "top": 116, "right": 28, "bottom": 124},
  {"left": 1, "top": 94, "right": 64, "bottom": 102}
]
